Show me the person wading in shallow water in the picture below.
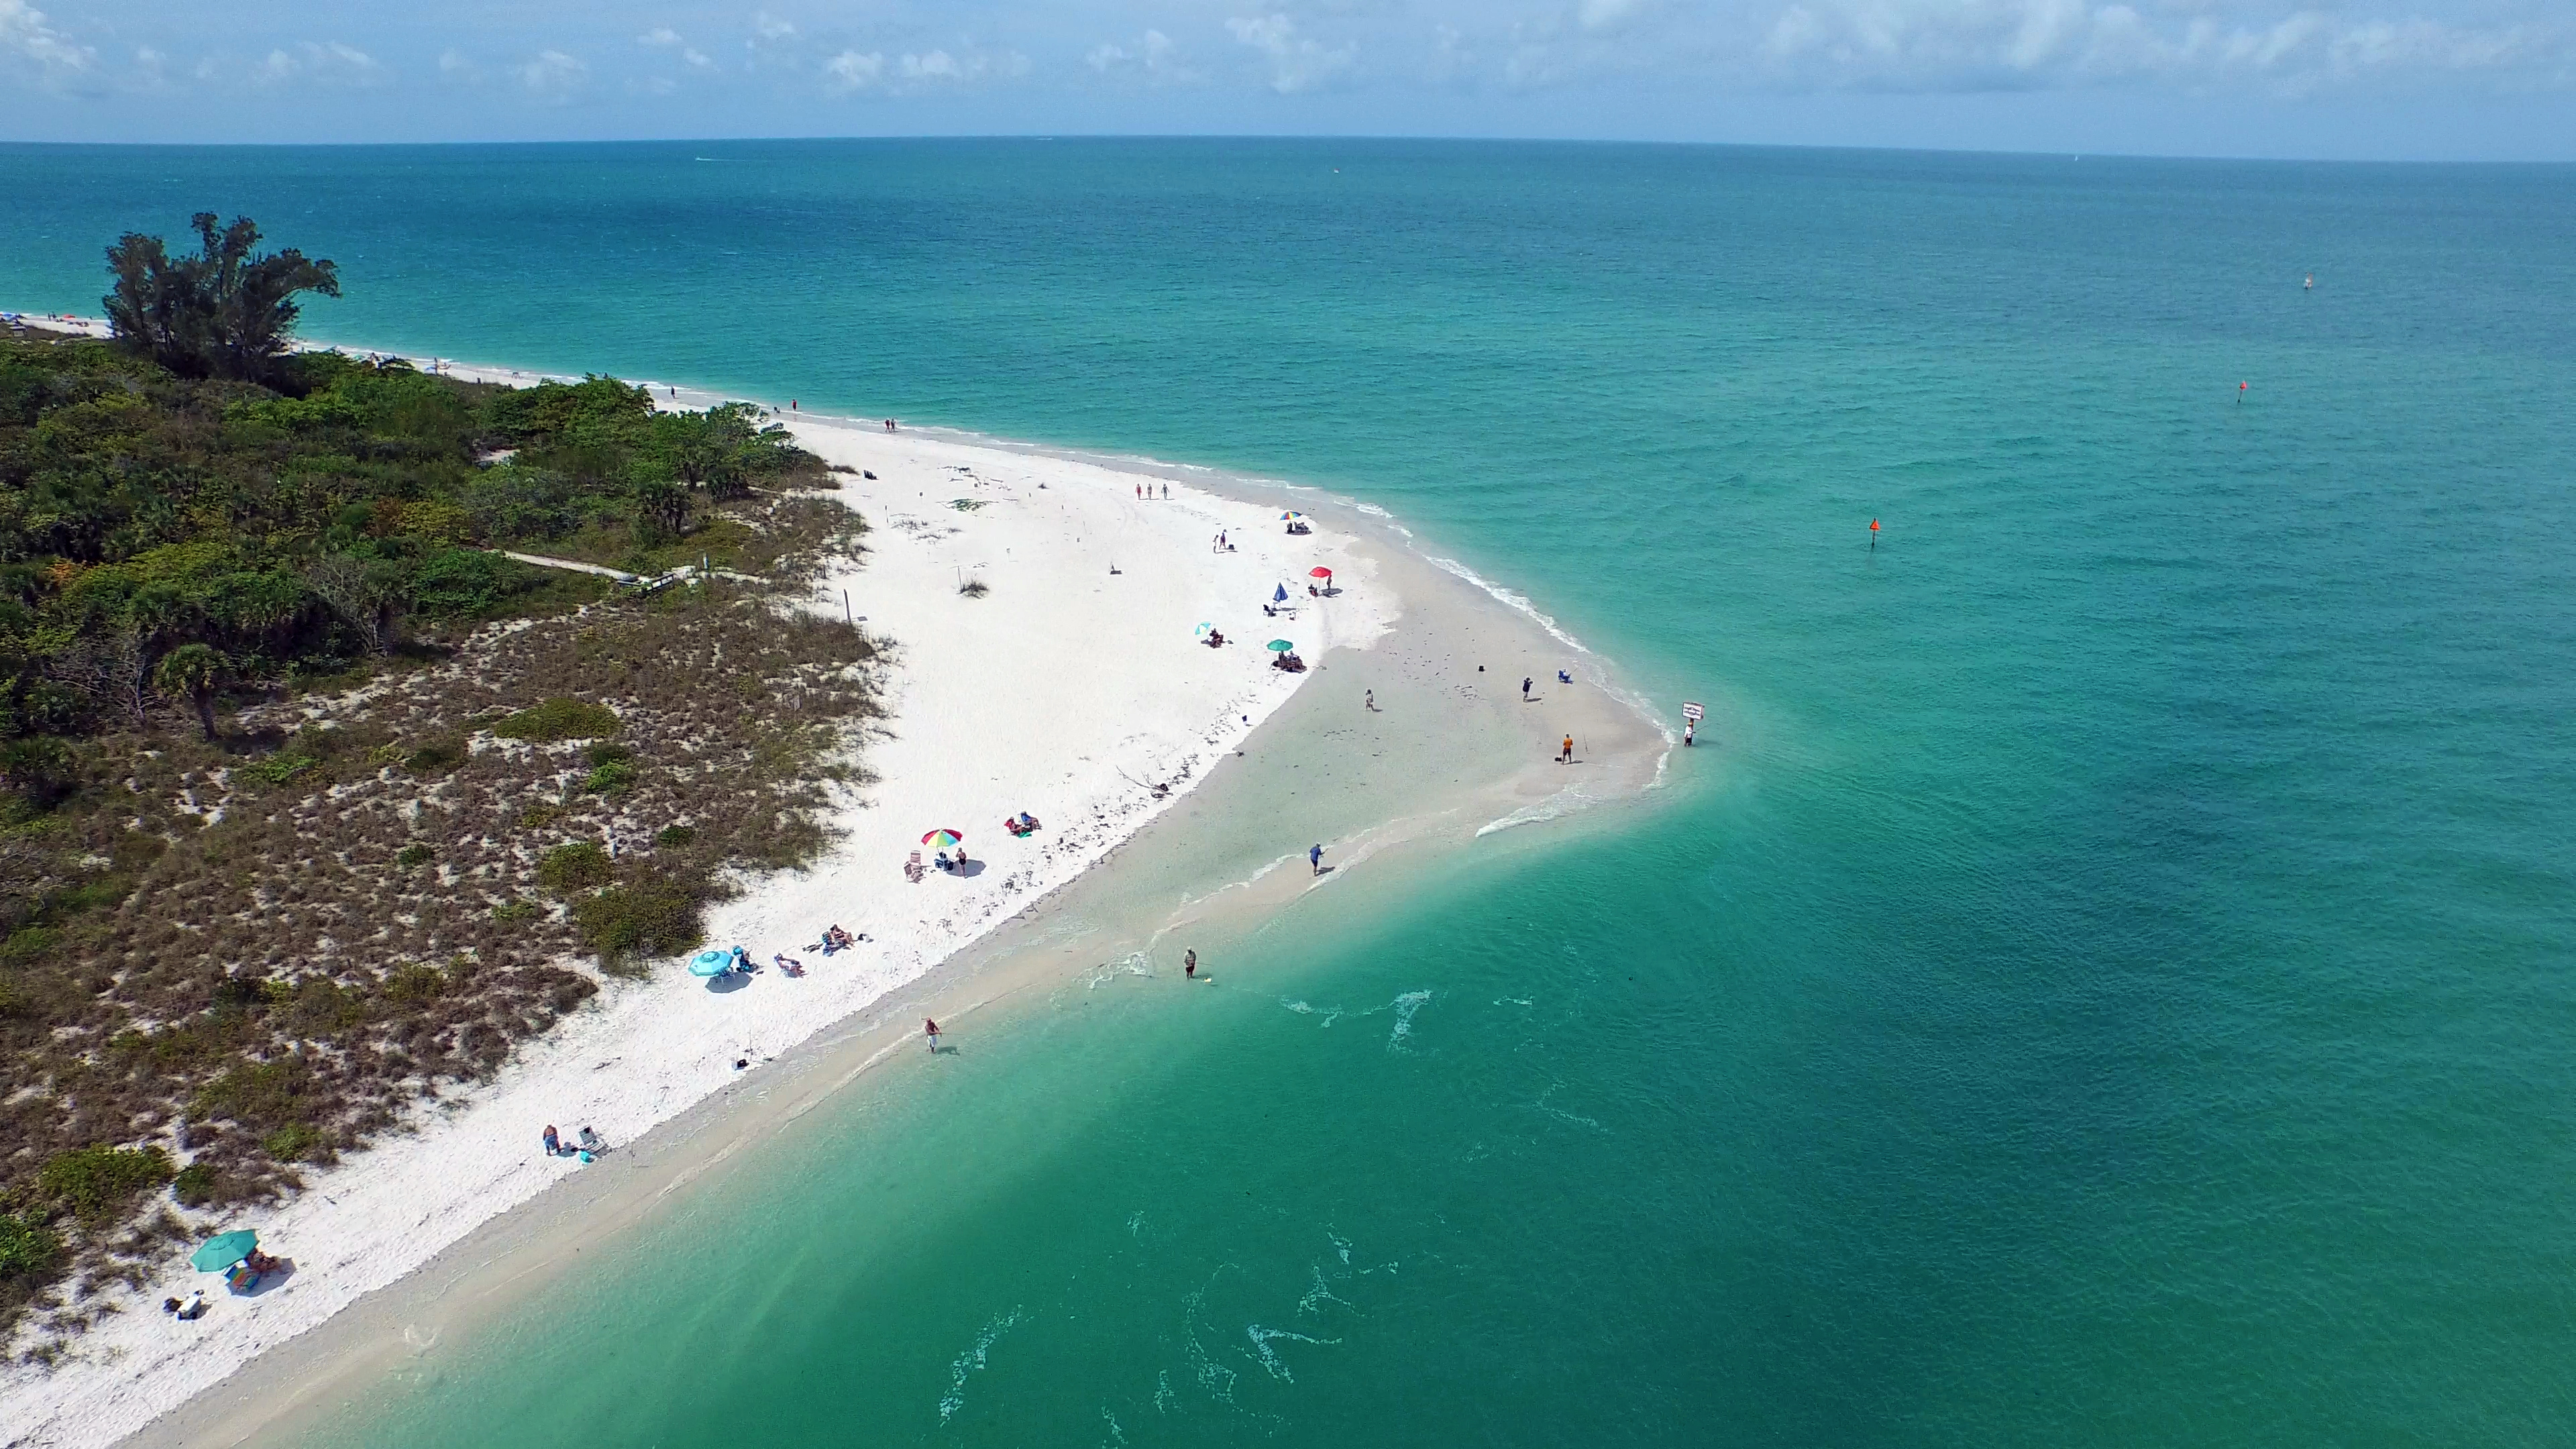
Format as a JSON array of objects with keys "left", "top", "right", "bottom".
[{"left": 1185, "top": 949, "right": 1197, "bottom": 979}]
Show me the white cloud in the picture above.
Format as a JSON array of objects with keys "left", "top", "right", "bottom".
[
  {"left": 904, "top": 47, "right": 1030, "bottom": 83},
  {"left": 437, "top": 47, "right": 479, "bottom": 83},
  {"left": 1760, "top": 0, "right": 2557, "bottom": 94},
  {"left": 0, "top": 0, "right": 95, "bottom": 85},
  {"left": 1226, "top": 13, "right": 1357, "bottom": 92},
  {"left": 516, "top": 48, "right": 586, "bottom": 102},
  {"left": 827, "top": 42, "right": 1028, "bottom": 95},
  {"left": 825, "top": 48, "right": 883, "bottom": 90},
  {"left": 753, "top": 11, "right": 797, "bottom": 40},
  {"left": 251, "top": 40, "right": 391, "bottom": 89},
  {"left": 1578, "top": 0, "right": 1650, "bottom": 32},
  {"left": 638, "top": 27, "right": 712, "bottom": 69},
  {"left": 1089, "top": 27, "right": 1201, "bottom": 82}
]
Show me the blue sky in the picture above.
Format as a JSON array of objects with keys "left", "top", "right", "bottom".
[{"left": 2, "top": 0, "right": 2569, "bottom": 159}]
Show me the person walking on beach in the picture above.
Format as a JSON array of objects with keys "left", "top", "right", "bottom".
[
  {"left": 1522, "top": 676, "right": 1532, "bottom": 701},
  {"left": 1364, "top": 689, "right": 1375, "bottom": 711},
  {"left": 1560, "top": 735, "right": 1574, "bottom": 764},
  {"left": 1185, "top": 949, "right": 1197, "bottom": 979},
  {"left": 1309, "top": 843, "right": 1325, "bottom": 875},
  {"left": 924, "top": 1018, "right": 941, "bottom": 1053}
]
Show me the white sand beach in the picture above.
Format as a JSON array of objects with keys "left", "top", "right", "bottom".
[{"left": 0, "top": 326, "right": 1669, "bottom": 1449}]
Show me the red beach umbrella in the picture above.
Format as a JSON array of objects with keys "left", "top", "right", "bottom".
[{"left": 1308, "top": 567, "right": 1333, "bottom": 579}]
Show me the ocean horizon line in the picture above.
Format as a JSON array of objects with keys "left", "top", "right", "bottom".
[{"left": 3, "top": 132, "right": 2571, "bottom": 170}]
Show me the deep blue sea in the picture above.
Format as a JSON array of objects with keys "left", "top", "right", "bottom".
[{"left": 6, "top": 139, "right": 2575, "bottom": 1445}]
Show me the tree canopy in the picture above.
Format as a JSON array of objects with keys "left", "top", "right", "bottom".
[
  {"left": 0, "top": 323, "right": 816, "bottom": 761},
  {"left": 104, "top": 214, "right": 341, "bottom": 385}
]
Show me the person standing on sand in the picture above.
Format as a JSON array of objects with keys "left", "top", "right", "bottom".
[
  {"left": 924, "top": 1019, "right": 941, "bottom": 1053},
  {"left": 1185, "top": 949, "right": 1197, "bottom": 979},
  {"left": 1560, "top": 735, "right": 1574, "bottom": 764},
  {"left": 1309, "top": 843, "right": 1325, "bottom": 875},
  {"left": 1522, "top": 676, "right": 1532, "bottom": 701}
]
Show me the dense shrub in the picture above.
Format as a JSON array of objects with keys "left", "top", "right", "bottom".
[
  {"left": 37, "top": 1145, "right": 174, "bottom": 1225},
  {"left": 260, "top": 1123, "right": 336, "bottom": 1165},
  {"left": 169, "top": 1163, "right": 219, "bottom": 1207},
  {"left": 536, "top": 841, "right": 612, "bottom": 893},
  {"left": 404, "top": 737, "right": 467, "bottom": 771},
  {"left": 0, "top": 1212, "right": 62, "bottom": 1279},
  {"left": 382, "top": 963, "right": 445, "bottom": 1002},
  {"left": 571, "top": 875, "right": 703, "bottom": 973},
  {"left": 492, "top": 698, "right": 621, "bottom": 743},
  {"left": 192, "top": 1056, "right": 319, "bottom": 1134}
]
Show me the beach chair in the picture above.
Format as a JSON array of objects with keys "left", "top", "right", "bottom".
[{"left": 904, "top": 851, "right": 925, "bottom": 883}]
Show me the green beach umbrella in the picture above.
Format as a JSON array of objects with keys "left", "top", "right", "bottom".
[
  {"left": 191, "top": 1230, "right": 258, "bottom": 1273},
  {"left": 1267, "top": 639, "right": 1295, "bottom": 652}
]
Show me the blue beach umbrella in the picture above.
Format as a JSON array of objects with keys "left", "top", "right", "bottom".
[
  {"left": 688, "top": 949, "right": 733, "bottom": 977},
  {"left": 191, "top": 1230, "right": 258, "bottom": 1273},
  {"left": 1273, "top": 584, "right": 1288, "bottom": 603}
]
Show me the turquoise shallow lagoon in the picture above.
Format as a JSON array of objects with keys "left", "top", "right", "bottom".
[{"left": 6, "top": 140, "right": 2576, "bottom": 1444}]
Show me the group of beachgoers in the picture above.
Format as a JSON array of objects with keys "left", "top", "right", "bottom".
[{"left": 540, "top": 1124, "right": 606, "bottom": 1162}]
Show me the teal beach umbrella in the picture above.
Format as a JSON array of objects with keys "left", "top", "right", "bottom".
[
  {"left": 688, "top": 949, "right": 733, "bottom": 977},
  {"left": 1267, "top": 639, "right": 1295, "bottom": 652},
  {"left": 191, "top": 1230, "right": 258, "bottom": 1272}
]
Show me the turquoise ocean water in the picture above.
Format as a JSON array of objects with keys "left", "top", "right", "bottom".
[{"left": 6, "top": 140, "right": 2576, "bottom": 1444}]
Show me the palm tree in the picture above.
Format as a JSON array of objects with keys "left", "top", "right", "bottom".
[
  {"left": 633, "top": 478, "right": 692, "bottom": 541},
  {"left": 153, "top": 643, "right": 228, "bottom": 740}
]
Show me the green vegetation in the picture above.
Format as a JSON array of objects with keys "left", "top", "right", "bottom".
[
  {"left": 0, "top": 221, "right": 879, "bottom": 1357},
  {"left": 35, "top": 1146, "right": 172, "bottom": 1225},
  {"left": 168, "top": 1162, "right": 219, "bottom": 1207},
  {"left": 0, "top": 1214, "right": 61, "bottom": 1277},
  {"left": 570, "top": 874, "right": 704, "bottom": 975},
  {"left": 492, "top": 698, "right": 622, "bottom": 743},
  {"left": 104, "top": 213, "right": 339, "bottom": 385},
  {"left": 536, "top": 841, "right": 613, "bottom": 892}
]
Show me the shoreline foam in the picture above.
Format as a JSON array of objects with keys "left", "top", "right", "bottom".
[{"left": 0, "top": 317, "right": 1670, "bottom": 1449}]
